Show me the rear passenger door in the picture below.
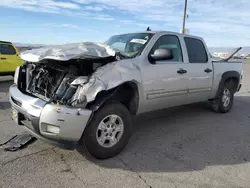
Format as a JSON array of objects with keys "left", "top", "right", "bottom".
[{"left": 184, "top": 37, "right": 213, "bottom": 102}]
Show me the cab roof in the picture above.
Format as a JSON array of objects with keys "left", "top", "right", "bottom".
[
  {"left": 131, "top": 30, "right": 200, "bottom": 37},
  {"left": 130, "top": 30, "right": 204, "bottom": 41}
]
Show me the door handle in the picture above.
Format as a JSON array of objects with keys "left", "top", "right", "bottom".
[
  {"left": 204, "top": 68, "right": 212, "bottom": 73},
  {"left": 177, "top": 68, "right": 187, "bottom": 74},
  {"left": 0, "top": 57, "right": 6, "bottom": 60}
]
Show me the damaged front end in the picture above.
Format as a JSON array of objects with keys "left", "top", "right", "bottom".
[
  {"left": 18, "top": 58, "right": 111, "bottom": 107},
  {"left": 10, "top": 41, "right": 142, "bottom": 149},
  {"left": 16, "top": 42, "right": 122, "bottom": 108}
]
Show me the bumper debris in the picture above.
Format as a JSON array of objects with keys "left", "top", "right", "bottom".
[{"left": 1, "top": 134, "right": 36, "bottom": 151}]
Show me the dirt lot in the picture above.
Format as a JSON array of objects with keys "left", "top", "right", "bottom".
[{"left": 0, "top": 62, "right": 250, "bottom": 188}]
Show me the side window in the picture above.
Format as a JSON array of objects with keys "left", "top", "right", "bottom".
[
  {"left": 0, "top": 44, "right": 16, "bottom": 55},
  {"left": 151, "top": 35, "right": 183, "bottom": 62},
  {"left": 184, "top": 37, "right": 208, "bottom": 63}
]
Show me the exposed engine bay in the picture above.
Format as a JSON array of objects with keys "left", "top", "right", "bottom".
[{"left": 17, "top": 56, "right": 117, "bottom": 106}]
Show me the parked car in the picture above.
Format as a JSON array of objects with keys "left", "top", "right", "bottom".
[
  {"left": 0, "top": 41, "right": 24, "bottom": 76},
  {"left": 9, "top": 31, "right": 243, "bottom": 159}
]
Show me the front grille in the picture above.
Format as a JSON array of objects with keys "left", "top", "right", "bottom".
[{"left": 11, "top": 96, "right": 22, "bottom": 107}]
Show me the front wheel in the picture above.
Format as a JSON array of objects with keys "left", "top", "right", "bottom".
[
  {"left": 81, "top": 103, "right": 132, "bottom": 159},
  {"left": 211, "top": 81, "right": 234, "bottom": 113}
]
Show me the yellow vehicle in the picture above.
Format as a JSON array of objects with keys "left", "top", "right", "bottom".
[{"left": 0, "top": 41, "right": 24, "bottom": 76}]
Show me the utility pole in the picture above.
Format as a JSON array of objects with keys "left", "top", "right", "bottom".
[{"left": 181, "top": 0, "right": 188, "bottom": 34}]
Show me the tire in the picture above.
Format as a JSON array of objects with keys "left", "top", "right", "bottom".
[
  {"left": 81, "top": 103, "right": 132, "bottom": 159},
  {"left": 211, "top": 81, "right": 234, "bottom": 113}
]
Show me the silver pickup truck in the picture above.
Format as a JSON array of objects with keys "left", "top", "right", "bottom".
[{"left": 9, "top": 31, "right": 243, "bottom": 159}]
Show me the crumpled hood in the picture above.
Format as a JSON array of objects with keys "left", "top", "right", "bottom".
[{"left": 20, "top": 42, "right": 116, "bottom": 63}]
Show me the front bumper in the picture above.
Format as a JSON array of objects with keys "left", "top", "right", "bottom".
[{"left": 9, "top": 84, "right": 92, "bottom": 149}]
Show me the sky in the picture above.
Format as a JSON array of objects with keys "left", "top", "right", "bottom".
[{"left": 0, "top": 0, "right": 250, "bottom": 47}]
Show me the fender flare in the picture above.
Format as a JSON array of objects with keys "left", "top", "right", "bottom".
[{"left": 216, "top": 71, "right": 240, "bottom": 97}]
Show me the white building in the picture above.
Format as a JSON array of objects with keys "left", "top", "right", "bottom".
[
  {"left": 240, "top": 54, "right": 248, "bottom": 58},
  {"left": 213, "top": 52, "right": 229, "bottom": 58}
]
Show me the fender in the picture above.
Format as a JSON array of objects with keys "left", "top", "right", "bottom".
[
  {"left": 86, "top": 87, "right": 120, "bottom": 112},
  {"left": 216, "top": 71, "right": 240, "bottom": 97},
  {"left": 86, "top": 82, "right": 139, "bottom": 114}
]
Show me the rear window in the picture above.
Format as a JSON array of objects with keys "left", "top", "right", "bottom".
[
  {"left": 184, "top": 37, "right": 208, "bottom": 63},
  {"left": 0, "top": 44, "right": 16, "bottom": 55}
]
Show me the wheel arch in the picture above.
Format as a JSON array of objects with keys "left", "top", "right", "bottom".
[
  {"left": 216, "top": 71, "right": 240, "bottom": 97},
  {"left": 86, "top": 81, "right": 140, "bottom": 115}
]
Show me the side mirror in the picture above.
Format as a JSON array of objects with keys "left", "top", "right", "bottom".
[{"left": 150, "top": 48, "right": 173, "bottom": 61}]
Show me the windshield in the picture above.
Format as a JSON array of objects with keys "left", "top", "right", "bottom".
[{"left": 105, "top": 33, "right": 153, "bottom": 57}]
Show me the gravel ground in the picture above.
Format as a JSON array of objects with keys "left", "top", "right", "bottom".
[{"left": 0, "top": 62, "right": 250, "bottom": 188}]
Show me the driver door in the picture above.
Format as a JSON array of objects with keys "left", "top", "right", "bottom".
[{"left": 140, "top": 35, "right": 190, "bottom": 113}]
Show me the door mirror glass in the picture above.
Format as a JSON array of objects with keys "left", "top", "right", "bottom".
[{"left": 150, "top": 48, "right": 173, "bottom": 61}]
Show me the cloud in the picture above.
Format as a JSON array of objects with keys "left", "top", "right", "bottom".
[
  {"left": 1, "top": 0, "right": 250, "bottom": 46},
  {"left": 62, "top": 10, "right": 114, "bottom": 21},
  {"left": 92, "top": 14, "right": 114, "bottom": 21},
  {"left": 84, "top": 6, "right": 103, "bottom": 11},
  {"left": 60, "top": 24, "right": 80, "bottom": 29},
  {"left": 120, "top": 20, "right": 134, "bottom": 24},
  {"left": 119, "top": 20, "right": 155, "bottom": 28},
  {"left": 43, "top": 23, "right": 81, "bottom": 29},
  {"left": 0, "top": 0, "right": 80, "bottom": 13},
  {"left": 42, "top": 23, "right": 102, "bottom": 33},
  {"left": 0, "top": 0, "right": 115, "bottom": 21},
  {"left": 73, "top": 0, "right": 183, "bottom": 22},
  {"left": 87, "top": 29, "right": 100, "bottom": 33},
  {"left": 72, "top": 0, "right": 250, "bottom": 46}
]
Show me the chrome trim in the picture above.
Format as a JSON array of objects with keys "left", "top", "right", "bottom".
[
  {"left": 147, "top": 89, "right": 188, "bottom": 100},
  {"left": 188, "top": 87, "right": 211, "bottom": 93},
  {"left": 146, "top": 87, "right": 211, "bottom": 100}
]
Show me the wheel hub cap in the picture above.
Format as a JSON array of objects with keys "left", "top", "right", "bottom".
[
  {"left": 222, "top": 88, "right": 231, "bottom": 107},
  {"left": 96, "top": 114, "right": 124, "bottom": 148}
]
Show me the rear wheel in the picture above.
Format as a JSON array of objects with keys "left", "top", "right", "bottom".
[
  {"left": 80, "top": 103, "right": 132, "bottom": 159},
  {"left": 211, "top": 81, "right": 234, "bottom": 113}
]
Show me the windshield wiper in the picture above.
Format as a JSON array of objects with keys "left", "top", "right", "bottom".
[{"left": 115, "top": 52, "right": 132, "bottom": 59}]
